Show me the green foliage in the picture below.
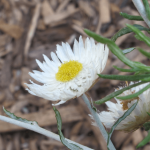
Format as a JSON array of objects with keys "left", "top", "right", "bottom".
[
  {"left": 136, "top": 130, "right": 150, "bottom": 148},
  {"left": 120, "top": 12, "right": 144, "bottom": 21},
  {"left": 98, "top": 74, "right": 150, "bottom": 81},
  {"left": 143, "top": 0, "right": 150, "bottom": 20},
  {"left": 111, "top": 24, "right": 150, "bottom": 42},
  {"left": 3, "top": 107, "right": 39, "bottom": 126},
  {"left": 126, "top": 24, "right": 150, "bottom": 47},
  {"left": 84, "top": 3, "right": 150, "bottom": 149},
  {"left": 138, "top": 48, "right": 150, "bottom": 59},
  {"left": 84, "top": 29, "right": 150, "bottom": 72},
  {"left": 95, "top": 82, "right": 145, "bottom": 105},
  {"left": 107, "top": 101, "right": 138, "bottom": 149},
  {"left": 113, "top": 66, "right": 137, "bottom": 72},
  {"left": 143, "top": 121, "right": 150, "bottom": 131},
  {"left": 122, "top": 47, "right": 135, "bottom": 54},
  {"left": 141, "top": 77, "right": 150, "bottom": 82},
  {"left": 116, "top": 83, "right": 150, "bottom": 100},
  {"left": 134, "top": 34, "right": 144, "bottom": 41},
  {"left": 53, "top": 107, "right": 83, "bottom": 150}
]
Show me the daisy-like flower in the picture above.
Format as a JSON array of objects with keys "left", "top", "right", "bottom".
[
  {"left": 26, "top": 36, "right": 109, "bottom": 105},
  {"left": 98, "top": 82, "right": 150, "bottom": 132}
]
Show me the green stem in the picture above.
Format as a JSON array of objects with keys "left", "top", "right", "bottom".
[{"left": 81, "top": 94, "right": 116, "bottom": 150}]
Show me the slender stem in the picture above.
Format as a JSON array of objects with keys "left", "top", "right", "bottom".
[
  {"left": 0, "top": 115, "right": 93, "bottom": 150},
  {"left": 81, "top": 94, "right": 116, "bottom": 150},
  {"left": 132, "top": 0, "right": 150, "bottom": 28}
]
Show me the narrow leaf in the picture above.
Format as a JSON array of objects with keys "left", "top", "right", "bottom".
[
  {"left": 107, "top": 101, "right": 138, "bottom": 147},
  {"left": 126, "top": 24, "right": 150, "bottom": 47},
  {"left": 143, "top": 0, "right": 150, "bottom": 20},
  {"left": 134, "top": 71, "right": 147, "bottom": 75},
  {"left": 84, "top": 29, "right": 110, "bottom": 44},
  {"left": 84, "top": 29, "right": 136, "bottom": 68},
  {"left": 53, "top": 107, "right": 83, "bottom": 150},
  {"left": 120, "top": 12, "right": 144, "bottom": 21},
  {"left": 135, "top": 34, "right": 144, "bottom": 41},
  {"left": 122, "top": 47, "right": 135, "bottom": 54},
  {"left": 3, "top": 107, "right": 39, "bottom": 126},
  {"left": 138, "top": 48, "right": 150, "bottom": 59},
  {"left": 95, "top": 82, "right": 145, "bottom": 105},
  {"left": 117, "top": 83, "right": 150, "bottom": 100},
  {"left": 111, "top": 24, "right": 150, "bottom": 42},
  {"left": 141, "top": 77, "right": 150, "bottom": 82},
  {"left": 98, "top": 74, "right": 150, "bottom": 81},
  {"left": 85, "top": 29, "right": 150, "bottom": 72},
  {"left": 136, "top": 130, "right": 150, "bottom": 148},
  {"left": 113, "top": 66, "right": 137, "bottom": 72}
]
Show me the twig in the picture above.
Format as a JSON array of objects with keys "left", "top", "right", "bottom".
[{"left": 24, "top": 2, "right": 41, "bottom": 61}]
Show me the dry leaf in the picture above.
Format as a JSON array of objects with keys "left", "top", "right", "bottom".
[{"left": 0, "top": 19, "right": 23, "bottom": 39}]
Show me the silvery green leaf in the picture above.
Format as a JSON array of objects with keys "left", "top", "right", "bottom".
[
  {"left": 3, "top": 107, "right": 39, "bottom": 126},
  {"left": 122, "top": 47, "right": 135, "bottom": 54},
  {"left": 53, "top": 107, "right": 83, "bottom": 150},
  {"left": 142, "top": 0, "right": 150, "bottom": 20},
  {"left": 111, "top": 24, "right": 150, "bottom": 42}
]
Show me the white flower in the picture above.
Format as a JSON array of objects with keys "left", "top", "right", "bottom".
[
  {"left": 26, "top": 36, "right": 109, "bottom": 105},
  {"left": 98, "top": 82, "right": 150, "bottom": 132}
]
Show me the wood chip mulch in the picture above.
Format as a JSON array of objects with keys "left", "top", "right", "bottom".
[{"left": 0, "top": 0, "right": 150, "bottom": 149}]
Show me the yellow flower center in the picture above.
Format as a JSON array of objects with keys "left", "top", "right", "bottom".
[{"left": 55, "top": 60, "right": 83, "bottom": 82}]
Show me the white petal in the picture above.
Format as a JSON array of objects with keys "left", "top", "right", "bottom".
[
  {"left": 26, "top": 36, "right": 109, "bottom": 105},
  {"left": 97, "top": 82, "right": 150, "bottom": 132}
]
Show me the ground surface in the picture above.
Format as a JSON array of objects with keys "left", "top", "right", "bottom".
[{"left": 0, "top": 0, "right": 150, "bottom": 150}]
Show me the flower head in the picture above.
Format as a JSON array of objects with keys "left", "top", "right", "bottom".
[
  {"left": 26, "top": 36, "right": 109, "bottom": 105},
  {"left": 98, "top": 82, "right": 150, "bottom": 132}
]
